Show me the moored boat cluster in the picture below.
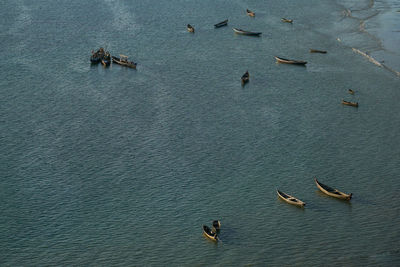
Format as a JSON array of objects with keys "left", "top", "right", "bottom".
[{"left": 90, "top": 47, "right": 137, "bottom": 69}]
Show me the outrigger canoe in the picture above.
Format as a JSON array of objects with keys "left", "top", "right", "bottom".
[
  {"left": 341, "top": 99, "right": 358, "bottom": 107},
  {"left": 233, "top": 28, "right": 262, "bottom": 36},
  {"left": 275, "top": 56, "right": 307, "bottom": 65},
  {"left": 315, "top": 178, "right": 352, "bottom": 200},
  {"left": 277, "top": 190, "right": 305, "bottom": 207},
  {"left": 214, "top": 19, "right": 228, "bottom": 28},
  {"left": 203, "top": 225, "right": 218, "bottom": 242}
]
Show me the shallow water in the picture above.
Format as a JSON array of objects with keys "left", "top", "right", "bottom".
[{"left": 1, "top": 0, "right": 399, "bottom": 266}]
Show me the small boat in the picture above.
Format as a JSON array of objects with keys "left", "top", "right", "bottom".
[
  {"left": 212, "top": 220, "right": 221, "bottom": 233},
  {"left": 241, "top": 71, "right": 249, "bottom": 85},
  {"left": 348, "top": 89, "right": 355, "bottom": 95},
  {"left": 203, "top": 225, "right": 218, "bottom": 242},
  {"left": 310, "top": 49, "right": 327, "bottom": 54},
  {"left": 214, "top": 19, "right": 228, "bottom": 28},
  {"left": 187, "top": 24, "right": 195, "bottom": 33},
  {"left": 90, "top": 47, "right": 105, "bottom": 64},
  {"left": 281, "top": 18, "right": 293, "bottom": 23},
  {"left": 111, "top": 55, "right": 137, "bottom": 69},
  {"left": 233, "top": 28, "right": 262, "bottom": 36},
  {"left": 341, "top": 99, "right": 358, "bottom": 107},
  {"left": 277, "top": 190, "right": 305, "bottom": 207},
  {"left": 246, "top": 9, "right": 255, "bottom": 17},
  {"left": 274, "top": 56, "right": 307, "bottom": 65},
  {"left": 315, "top": 178, "right": 352, "bottom": 200},
  {"left": 101, "top": 52, "right": 111, "bottom": 67}
]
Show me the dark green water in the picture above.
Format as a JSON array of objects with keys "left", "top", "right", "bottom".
[{"left": 1, "top": 0, "right": 399, "bottom": 266}]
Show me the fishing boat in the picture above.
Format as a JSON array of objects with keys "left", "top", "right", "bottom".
[
  {"left": 281, "top": 18, "right": 293, "bottom": 23},
  {"left": 241, "top": 71, "right": 249, "bottom": 85},
  {"left": 233, "top": 28, "right": 262, "bottom": 36},
  {"left": 203, "top": 225, "right": 218, "bottom": 242},
  {"left": 111, "top": 55, "right": 137, "bottom": 69},
  {"left": 277, "top": 190, "right": 305, "bottom": 207},
  {"left": 246, "top": 9, "right": 255, "bottom": 17},
  {"left": 214, "top": 19, "right": 228, "bottom": 28},
  {"left": 348, "top": 89, "right": 355, "bottom": 94},
  {"left": 212, "top": 220, "right": 221, "bottom": 233},
  {"left": 341, "top": 99, "right": 358, "bottom": 107},
  {"left": 310, "top": 49, "right": 327, "bottom": 54},
  {"left": 101, "top": 51, "right": 111, "bottom": 67},
  {"left": 274, "top": 56, "right": 307, "bottom": 65},
  {"left": 187, "top": 24, "right": 195, "bottom": 33},
  {"left": 315, "top": 178, "right": 352, "bottom": 200},
  {"left": 90, "top": 47, "right": 105, "bottom": 64}
]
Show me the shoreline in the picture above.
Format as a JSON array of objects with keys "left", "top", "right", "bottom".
[{"left": 337, "top": 0, "right": 400, "bottom": 77}]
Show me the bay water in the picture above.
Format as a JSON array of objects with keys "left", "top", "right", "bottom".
[{"left": 1, "top": 0, "right": 399, "bottom": 266}]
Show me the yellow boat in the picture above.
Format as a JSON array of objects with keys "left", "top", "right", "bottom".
[
  {"left": 277, "top": 190, "right": 305, "bottom": 207},
  {"left": 203, "top": 225, "right": 218, "bottom": 242},
  {"left": 315, "top": 178, "right": 352, "bottom": 200}
]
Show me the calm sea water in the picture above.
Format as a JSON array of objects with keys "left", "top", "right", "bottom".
[{"left": 1, "top": 0, "right": 399, "bottom": 266}]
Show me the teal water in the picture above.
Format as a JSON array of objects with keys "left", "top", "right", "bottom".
[{"left": 1, "top": 0, "right": 399, "bottom": 266}]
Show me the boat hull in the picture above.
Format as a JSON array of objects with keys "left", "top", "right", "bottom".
[
  {"left": 342, "top": 100, "right": 358, "bottom": 107},
  {"left": 275, "top": 56, "right": 307, "bottom": 65},
  {"left": 277, "top": 190, "right": 305, "bottom": 206},
  {"left": 214, "top": 19, "right": 228, "bottom": 28},
  {"left": 315, "top": 178, "right": 352, "bottom": 200},
  {"left": 233, "top": 28, "right": 261, "bottom": 36}
]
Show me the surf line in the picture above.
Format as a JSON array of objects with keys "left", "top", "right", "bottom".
[{"left": 352, "top": 48, "right": 400, "bottom": 77}]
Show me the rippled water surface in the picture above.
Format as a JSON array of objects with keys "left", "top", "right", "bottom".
[{"left": 1, "top": 0, "right": 399, "bottom": 266}]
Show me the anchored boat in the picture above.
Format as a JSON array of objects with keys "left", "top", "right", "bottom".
[
  {"left": 277, "top": 190, "right": 305, "bottom": 207},
  {"left": 315, "top": 178, "right": 352, "bottom": 200}
]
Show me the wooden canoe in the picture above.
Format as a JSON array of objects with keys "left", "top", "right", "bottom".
[
  {"left": 281, "top": 18, "right": 293, "bottom": 23},
  {"left": 187, "top": 24, "right": 195, "bottom": 33},
  {"left": 241, "top": 71, "right": 249, "bottom": 85},
  {"left": 310, "top": 49, "right": 327, "bottom": 54},
  {"left": 246, "top": 9, "right": 255, "bottom": 17},
  {"left": 111, "top": 55, "right": 137, "bottom": 69},
  {"left": 315, "top": 178, "right": 352, "bottom": 200},
  {"left": 275, "top": 56, "right": 307, "bottom": 65},
  {"left": 342, "top": 99, "right": 358, "bottom": 107},
  {"left": 203, "top": 225, "right": 218, "bottom": 242},
  {"left": 348, "top": 89, "right": 355, "bottom": 95},
  {"left": 233, "top": 28, "right": 262, "bottom": 36},
  {"left": 214, "top": 19, "right": 228, "bottom": 28},
  {"left": 277, "top": 190, "right": 305, "bottom": 207}
]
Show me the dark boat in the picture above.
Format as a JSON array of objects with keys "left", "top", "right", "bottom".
[
  {"left": 310, "top": 49, "right": 327, "bottom": 54},
  {"left": 277, "top": 189, "right": 305, "bottom": 207},
  {"left": 281, "top": 18, "right": 293, "bottom": 23},
  {"left": 246, "top": 9, "right": 255, "bottom": 17},
  {"left": 202, "top": 225, "right": 218, "bottom": 242},
  {"left": 187, "top": 24, "right": 195, "bottom": 33},
  {"left": 111, "top": 55, "right": 137, "bottom": 69},
  {"left": 341, "top": 99, "right": 358, "bottom": 107},
  {"left": 233, "top": 28, "right": 262, "bottom": 36},
  {"left": 214, "top": 19, "right": 228, "bottom": 28},
  {"left": 315, "top": 178, "right": 352, "bottom": 200},
  {"left": 348, "top": 89, "right": 355, "bottom": 95},
  {"left": 90, "top": 47, "right": 105, "bottom": 64},
  {"left": 274, "top": 56, "right": 307, "bottom": 65},
  {"left": 212, "top": 220, "right": 221, "bottom": 233},
  {"left": 101, "top": 51, "right": 111, "bottom": 67},
  {"left": 241, "top": 70, "right": 249, "bottom": 85}
]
